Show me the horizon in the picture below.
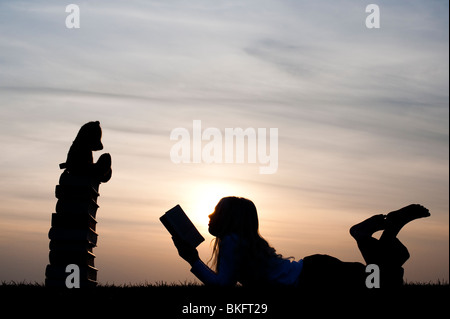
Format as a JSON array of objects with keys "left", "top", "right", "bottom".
[{"left": 0, "top": 0, "right": 448, "bottom": 285}]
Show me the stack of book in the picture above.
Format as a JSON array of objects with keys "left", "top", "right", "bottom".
[{"left": 45, "top": 171, "right": 101, "bottom": 287}]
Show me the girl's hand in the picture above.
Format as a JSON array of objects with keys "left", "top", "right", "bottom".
[{"left": 171, "top": 236, "right": 200, "bottom": 266}]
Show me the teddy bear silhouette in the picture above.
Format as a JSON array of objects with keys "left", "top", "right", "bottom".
[
  {"left": 46, "top": 121, "right": 112, "bottom": 287},
  {"left": 59, "top": 121, "right": 112, "bottom": 183}
]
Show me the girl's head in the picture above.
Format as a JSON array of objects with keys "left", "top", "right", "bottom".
[
  {"left": 208, "top": 196, "right": 259, "bottom": 238},
  {"left": 208, "top": 197, "right": 282, "bottom": 286}
]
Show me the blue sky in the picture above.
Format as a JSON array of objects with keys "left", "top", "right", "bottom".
[{"left": 0, "top": 0, "right": 448, "bottom": 284}]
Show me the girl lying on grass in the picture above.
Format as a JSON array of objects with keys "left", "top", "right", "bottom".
[{"left": 172, "top": 197, "right": 430, "bottom": 288}]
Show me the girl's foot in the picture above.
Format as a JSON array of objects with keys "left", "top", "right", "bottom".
[
  {"left": 384, "top": 204, "right": 430, "bottom": 236},
  {"left": 350, "top": 214, "right": 386, "bottom": 241}
]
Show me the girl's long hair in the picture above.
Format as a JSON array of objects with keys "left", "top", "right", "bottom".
[{"left": 208, "top": 197, "right": 283, "bottom": 286}]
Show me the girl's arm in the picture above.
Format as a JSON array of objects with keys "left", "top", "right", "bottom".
[
  {"left": 190, "top": 236, "right": 239, "bottom": 286},
  {"left": 173, "top": 235, "right": 239, "bottom": 286}
]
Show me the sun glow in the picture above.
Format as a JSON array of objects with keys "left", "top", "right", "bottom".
[{"left": 184, "top": 183, "right": 238, "bottom": 233}]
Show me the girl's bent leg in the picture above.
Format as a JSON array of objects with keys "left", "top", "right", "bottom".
[{"left": 355, "top": 235, "right": 409, "bottom": 287}]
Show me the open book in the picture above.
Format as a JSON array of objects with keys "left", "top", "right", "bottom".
[{"left": 160, "top": 205, "right": 205, "bottom": 248}]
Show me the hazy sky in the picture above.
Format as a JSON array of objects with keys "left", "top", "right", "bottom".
[{"left": 0, "top": 0, "right": 448, "bottom": 285}]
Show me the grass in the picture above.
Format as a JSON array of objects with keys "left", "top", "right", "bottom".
[
  {"left": 2, "top": 279, "right": 448, "bottom": 291},
  {"left": 2, "top": 278, "right": 448, "bottom": 288},
  {"left": 403, "top": 279, "right": 449, "bottom": 286}
]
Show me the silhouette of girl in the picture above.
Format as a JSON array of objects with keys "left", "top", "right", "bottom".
[{"left": 172, "top": 197, "right": 429, "bottom": 288}]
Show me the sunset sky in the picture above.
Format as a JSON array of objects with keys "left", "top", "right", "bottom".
[{"left": 0, "top": 0, "right": 448, "bottom": 285}]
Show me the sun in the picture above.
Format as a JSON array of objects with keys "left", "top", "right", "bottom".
[{"left": 183, "top": 183, "right": 237, "bottom": 233}]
